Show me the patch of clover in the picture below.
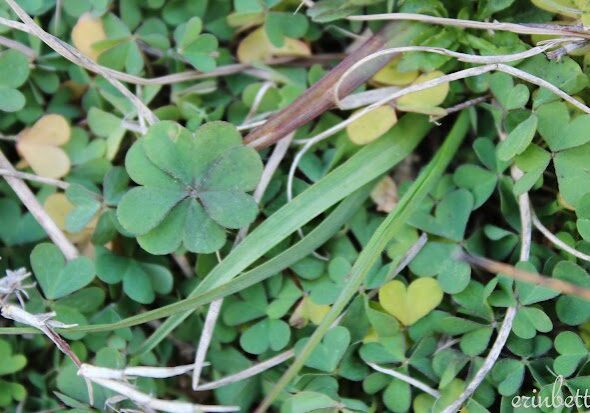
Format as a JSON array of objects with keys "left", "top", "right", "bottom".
[{"left": 117, "top": 121, "right": 263, "bottom": 255}]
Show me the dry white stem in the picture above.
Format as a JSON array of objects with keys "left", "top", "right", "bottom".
[
  {"left": 440, "top": 307, "right": 517, "bottom": 413},
  {"left": 367, "top": 362, "right": 441, "bottom": 398},
  {"left": 288, "top": 51, "right": 590, "bottom": 207},
  {"left": 253, "top": 133, "right": 294, "bottom": 204},
  {"left": 0, "top": 34, "right": 35, "bottom": 59},
  {"left": 346, "top": 13, "right": 590, "bottom": 39},
  {"left": 172, "top": 254, "right": 193, "bottom": 278},
  {"left": 245, "top": 81, "right": 275, "bottom": 122},
  {"left": 294, "top": 64, "right": 498, "bottom": 149},
  {"left": 337, "top": 86, "right": 402, "bottom": 110},
  {"left": 532, "top": 214, "right": 590, "bottom": 262},
  {"left": 444, "top": 135, "right": 525, "bottom": 412},
  {"left": 1, "top": 303, "right": 82, "bottom": 370},
  {"left": 78, "top": 363, "right": 197, "bottom": 380},
  {"left": 1, "top": 304, "right": 76, "bottom": 330},
  {"left": 366, "top": 233, "right": 429, "bottom": 299},
  {"left": 121, "top": 119, "right": 147, "bottom": 134},
  {"left": 0, "top": 168, "right": 70, "bottom": 189},
  {"left": 499, "top": 64, "right": 590, "bottom": 115},
  {"left": 195, "top": 350, "right": 295, "bottom": 391},
  {"left": 390, "top": 232, "right": 428, "bottom": 278},
  {"left": 338, "top": 86, "right": 402, "bottom": 110},
  {"left": 430, "top": 95, "right": 490, "bottom": 122},
  {"left": 0, "top": 16, "right": 332, "bottom": 86},
  {"left": 435, "top": 338, "right": 461, "bottom": 354},
  {"left": 510, "top": 167, "right": 532, "bottom": 262},
  {"left": 237, "top": 118, "right": 268, "bottom": 131},
  {"left": 0, "top": 268, "right": 34, "bottom": 307},
  {"left": 84, "top": 376, "right": 239, "bottom": 413},
  {"left": 286, "top": 66, "right": 497, "bottom": 199},
  {"left": 191, "top": 298, "right": 223, "bottom": 390},
  {"left": 334, "top": 41, "right": 570, "bottom": 108},
  {"left": 4, "top": 0, "right": 157, "bottom": 126},
  {"left": 0, "top": 150, "right": 78, "bottom": 260},
  {"left": 0, "top": 134, "right": 18, "bottom": 142},
  {"left": 1, "top": 299, "right": 93, "bottom": 404}
]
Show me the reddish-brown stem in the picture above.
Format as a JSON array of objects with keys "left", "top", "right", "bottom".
[{"left": 244, "top": 21, "right": 424, "bottom": 149}]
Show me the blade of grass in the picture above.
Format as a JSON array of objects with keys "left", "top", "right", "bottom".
[
  {"left": 0, "top": 184, "right": 371, "bottom": 336},
  {"left": 137, "top": 113, "right": 432, "bottom": 354},
  {"left": 255, "top": 110, "right": 470, "bottom": 412}
]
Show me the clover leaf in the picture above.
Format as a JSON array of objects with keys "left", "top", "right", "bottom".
[
  {"left": 95, "top": 247, "right": 173, "bottom": 304},
  {"left": 30, "top": 243, "right": 95, "bottom": 300},
  {"left": 117, "top": 121, "right": 263, "bottom": 254},
  {"left": 174, "top": 17, "right": 218, "bottom": 72},
  {"left": 0, "top": 50, "right": 30, "bottom": 112}
]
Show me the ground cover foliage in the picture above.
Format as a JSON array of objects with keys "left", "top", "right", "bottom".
[{"left": 2, "top": 0, "right": 590, "bottom": 412}]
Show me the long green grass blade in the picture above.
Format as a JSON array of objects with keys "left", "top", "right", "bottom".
[
  {"left": 138, "top": 113, "right": 432, "bottom": 354},
  {"left": 256, "top": 111, "right": 470, "bottom": 412},
  {"left": 0, "top": 185, "right": 371, "bottom": 336}
]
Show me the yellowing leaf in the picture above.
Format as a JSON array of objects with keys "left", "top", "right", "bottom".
[
  {"left": 71, "top": 13, "right": 107, "bottom": 60},
  {"left": 370, "top": 175, "right": 398, "bottom": 212},
  {"left": 372, "top": 56, "right": 419, "bottom": 86},
  {"left": 378, "top": 278, "right": 443, "bottom": 326},
  {"left": 44, "top": 193, "right": 97, "bottom": 243},
  {"left": 289, "top": 296, "right": 330, "bottom": 327},
  {"left": 346, "top": 105, "right": 397, "bottom": 145},
  {"left": 16, "top": 114, "right": 71, "bottom": 179},
  {"left": 44, "top": 192, "right": 73, "bottom": 230},
  {"left": 237, "top": 27, "right": 310, "bottom": 64},
  {"left": 362, "top": 327, "right": 379, "bottom": 343},
  {"left": 397, "top": 71, "right": 449, "bottom": 114}
]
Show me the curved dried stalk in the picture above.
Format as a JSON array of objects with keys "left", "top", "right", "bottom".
[
  {"left": 4, "top": 0, "right": 157, "bottom": 127},
  {"left": 440, "top": 307, "right": 517, "bottom": 413},
  {"left": 347, "top": 12, "right": 590, "bottom": 39},
  {"left": 333, "top": 40, "right": 578, "bottom": 108},
  {"left": 368, "top": 362, "right": 440, "bottom": 398},
  {"left": 532, "top": 214, "right": 590, "bottom": 262},
  {"left": 444, "top": 147, "right": 530, "bottom": 412}
]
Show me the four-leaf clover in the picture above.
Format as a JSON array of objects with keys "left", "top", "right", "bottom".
[{"left": 117, "top": 121, "right": 262, "bottom": 254}]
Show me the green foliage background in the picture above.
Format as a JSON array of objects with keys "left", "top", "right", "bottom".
[{"left": 1, "top": 0, "right": 590, "bottom": 412}]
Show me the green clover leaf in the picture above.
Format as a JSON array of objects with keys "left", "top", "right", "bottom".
[
  {"left": 0, "top": 340, "right": 26, "bottom": 376},
  {"left": 174, "top": 17, "right": 218, "bottom": 72},
  {"left": 30, "top": 243, "right": 96, "bottom": 300},
  {"left": 554, "top": 332, "right": 588, "bottom": 377},
  {"left": 117, "top": 120, "right": 262, "bottom": 254},
  {"left": 95, "top": 247, "right": 173, "bottom": 304},
  {"left": 0, "top": 50, "right": 30, "bottom": 112}
]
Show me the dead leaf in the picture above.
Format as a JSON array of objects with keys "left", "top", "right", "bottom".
[
  {"left": 237, "top": 27, "right": 311, "bottom": 64},
  {"left": 372, "top": 55, "right": 419, "bottom": 86},
  {"left": 397, "top": 71, "right": 449, "bottom": 114},
  {"left": 71, "top": 13, "right": 107, "bottom": 61},
  {"left": 44, "top": 192, "right": 97, "bottom": 244},
  {"left": 346, "top": 105, "right": 397, "bottom": 145},
  {"left": 371, "top": 176, "right": 398, "bottom": 212},
  {"left": 16, "top": 114, "right": 71, "bottom": 179}
]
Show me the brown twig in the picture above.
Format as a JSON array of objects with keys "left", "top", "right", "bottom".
[
  {"left": 459, "top": 252, "right": 590, "bottom": 301},
  {"left": 244, "top": 21, "right": 423, "bottom": 149}
]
